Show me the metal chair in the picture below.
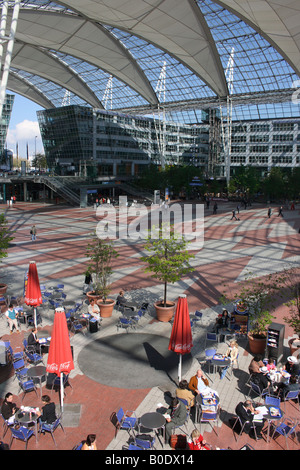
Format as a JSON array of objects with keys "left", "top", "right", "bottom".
[
  {"left": 282, "top": 389, "right": 300, "bottom": 412},
  {"left": 134, "top": 435, "right": 156, "bottom": 450},
  {"left": 70, "top": 318, "right": 86, "bottom": 335},
  {"left": 265, "top": 395, "right": 281, "bottom": 408},
  {"left": 50, "top": 373, "right": 73, "bottom": 397},
  {"left": 204, "top": 348, "right": 217, "bottom": 373},
  {"left": 0, "top": 412, "right": 13, "bottom": 438},
  {"left": 248, "top": 381, "right": 269, "bottom": 401},
  {"left": 116, "top": 316, "right": 135, "bottom": 333},
  {"left": 18, "top": 377, "right": 38, "bottom": 402},
  {"left": 13, "top": 358, "right": 28, "bottom": 380},
  {"left": 271, "top": 417, "right": 299, "bottom": 450},
  {"left": 232, "top": 415, "right": 258, "bottom": 442},
  {"left": 204, "top": 331, "right": 219, "bottom": 348},
  {"left": 199, "top": 407, "right": 219, "bottom": 436},
  {"left": 9, "top": 426, "right": 35, "bottom": 450},
  {"left": 39, "top": 415, "right": 65, "bottom": 446},
  {"left": 24, "top": 348, "right": 44, "bottom": 366},
  {"left": 115, "top": 407, "right": 137, "bottom": 437}
]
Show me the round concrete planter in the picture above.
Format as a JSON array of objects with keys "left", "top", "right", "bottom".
[{"left": 0, "top": 283, "right": 8, "bottom": 295}]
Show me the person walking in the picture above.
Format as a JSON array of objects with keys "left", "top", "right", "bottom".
[
  {"left": 278, "top": 206, "right": 283, "bottom": 217},
  {"left": 5, "top": 304, "right": 20, "bottom": 334},
  {"left": 30, "top": 225, "right": 37, "bottom": 241},
  {"left": 267, "top": 207, "right": 272, "bottom": 218},
  {"left": 231, "top": 209, "right": 238, "bottom": 220}
]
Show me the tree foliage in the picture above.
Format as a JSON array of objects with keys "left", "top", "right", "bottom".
[{"left": 0, "top": 213, "right": 14, "bottom": 262}]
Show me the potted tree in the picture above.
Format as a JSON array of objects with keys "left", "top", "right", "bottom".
[
  {"left": 0, "top": 213, "right": 14, "bottom": 295},
  {"left": 141, "top": 226, "right": 194, "bottom": 322},
  {"left": 222, "top": 273, "right": 276, "bottom": 354},
  {"left": 85, "top": 232, "right": 119, "bottom": 317},
  {"left": 282, "top": 268, "right": 300, "bottom": 356}
]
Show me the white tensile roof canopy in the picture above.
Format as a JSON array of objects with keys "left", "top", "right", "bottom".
[{"left": 3, "top": 0, "right": 300, "bottom": 122}]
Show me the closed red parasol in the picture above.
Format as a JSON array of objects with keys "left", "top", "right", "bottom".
[
  {"left": 168, "top": 294, "right": 193, "bottom": 381},
  {"left": 24, "top": 261, "right": 43, "bottom": 327},
  {"left": 47, "top": 308, "right": 74, "bottom": 410}
]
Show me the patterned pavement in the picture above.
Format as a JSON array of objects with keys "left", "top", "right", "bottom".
[{"left": 0, "top": 200, "right": 299, "bottom": 451}]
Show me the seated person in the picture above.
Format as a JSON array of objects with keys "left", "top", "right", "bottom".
[
  {"left": 188, "top": 369, "right": 209, "bottom": 395},
  {"left": 187, "top": 429, "right": 210, "bottom": 450},
  {"left": 1, "top": 392, "right": 19, "bottom": 424},
  {"left": 164, "top": 398, "right": 187, "bottom": 444},
  {"left": 116, "top": 290, "right": 135, "bottom": 311},
  {"left": 82, "top": 434, "right": 97, "bottom": 450},
  {"left": 283, "top": 356, "right": 300, "bottom": 376},
  {"left": 248, "top": 354, "right": 264, "bottom": 376},
  {"left": 37, "top": 395, "right": 57, "bottom": 424},
  {"left": 176, "top": 380, "right": 195, "bottom": 408},
  {"left": 88, "top": 299, "right": 100, "bottom": 322},
  {"left": 235, "top": 400, "right": 264, "bottom": 439},
  {"left": 276, "top": 375, "right": 300, "bottom": 399},
  {"left": 266, "top": 358, "right": 276, "bottom": 372},
  {"left": 27, "top": 327, "right": 40, "bottom": 353},
  {"left": 219, "top": 340, "right": 239, "bottom": 379},
  {"left": 215, "top": 309, "right": 231, "bottom": 333}
]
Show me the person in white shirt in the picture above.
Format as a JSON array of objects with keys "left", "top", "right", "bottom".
[{"left": 88, "top": 299, "right": 100, "bottom": 322}]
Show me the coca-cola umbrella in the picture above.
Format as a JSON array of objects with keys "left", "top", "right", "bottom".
[
  {"left": 24, "top": 261, "right": 43, "bottom": 328},
  {"left": 168, "top": 294, "right": 193, "bottom": 382},
  {"left": 47, "top": 307, "right": 74, "bottom": 411}
]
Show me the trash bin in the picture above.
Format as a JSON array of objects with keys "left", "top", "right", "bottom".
[{"left": 89, "top": 318, "right": 98, "bottom": 333}]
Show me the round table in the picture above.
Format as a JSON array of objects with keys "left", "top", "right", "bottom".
[
  {"left": 139, "top": 412, "right": 166, "bottom": 446},
  {"left": 264, "top": 404, "right": 284, "bottom": 442},
  {"left": 16, "top": 410, "right": 39, "bottom": 443},
  {"left": 195, "top": 394, "right": 220, "bottom": 422},
  {"left": 27, "top": 366, "right": 47, "bottom": 398},
  {"left": 211, "top": 357, "right": 231, "bottom": 374}
]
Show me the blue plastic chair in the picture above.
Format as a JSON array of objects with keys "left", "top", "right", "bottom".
[
  {"left": 116, "top": 407, "right": 137, "bottom": 436},
  {"left": 39, "top": 416, "right": 65, "bottom": 446},
  {"left": 9, "top": 426, "right": 35, "bottom": 450},
  {"left": 265, "top": 395, "right": 281, "bottom": 408},
  {"left": 271, "top": 418, "right": 298, "bottom": 449},
  {"left": 199, "top": 408, "right": 219, "bottom": 436},
  {"left": 13, "top": 358, "right": 28, "bottom": 379},
  {"left": 25, "top": 348, "right": 44, "bottom": 366},
  {"left": 135, "top": 435, "right": 156, "bottom": 450},
  {"left": 18, "top": 378, "right": 38, "bottom": 402},
  {"left": 248, "top": 381, "right": 269, "bottom": 401},
  {"left": 282, "top": 389, "right": 300, "bottom": 412},
  {"left": 0, "top": 412, "right": 13, "bottom": 437}
]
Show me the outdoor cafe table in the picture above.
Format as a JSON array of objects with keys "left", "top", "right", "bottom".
[
  {"left": 27, "top": 366, "right": 47, "bottom": 398},
  {"left": 16, "top": 409, "right": 39, "bottom": 443},
  {"left": 139, "top": 412, "right": 166, "bottom": 446},
  {"left": 211, "top": 356, "right": 231, "bottom": 374},
  {"left": 262, "top": 404, "right": 284, "bottom": 442}
]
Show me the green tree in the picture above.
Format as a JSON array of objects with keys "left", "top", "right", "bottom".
[
  {"left": 86, "top": 232, "right": 119, "bottom": 302},
  {"left": 263, "top": 167, "right": 287, "bottom": 200},
  {"left": 141, "top": 226, "right": 194, "bottom": 307}
]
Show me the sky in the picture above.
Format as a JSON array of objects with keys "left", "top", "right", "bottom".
[{"left": 6, "top": 93, "right": 45, "bottom": 159}]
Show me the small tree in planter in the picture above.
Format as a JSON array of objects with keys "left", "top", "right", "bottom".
[
  {"left": 141, "top": 226, "right": 194, "bottom": 321},
  {"left": 86, "top": 232, "right": 119, "bottom": 314},
  {"left": 221, "top": 272, "right": 277, "bottom": 354}
]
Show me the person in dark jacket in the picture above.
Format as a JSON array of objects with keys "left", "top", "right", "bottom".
[
  {"left": 27, "top": 328, "right": 40, "bottom": 353},
  {"left": 235, "top": 400, "right": 264, "bottom": 439},
  {"left": 37, "top": 395, "right": 57, "bottom": 424},
  {"left": 1, "top": 392, "right": 19, "bottom": 424},
  {"left": 164, "top": 398, "right": 187, "bottom": 444}
]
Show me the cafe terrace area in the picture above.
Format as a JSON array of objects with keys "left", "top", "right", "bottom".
[{"left": 0, "top": 200, "right": 299, "bottom": 450}]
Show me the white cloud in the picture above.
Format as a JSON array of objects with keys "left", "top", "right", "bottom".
[{"left": 6, "top": 119, "right": 44, "bottom": 157}]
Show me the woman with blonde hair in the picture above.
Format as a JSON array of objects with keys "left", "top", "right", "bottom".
[
  {"left": 220, "top": 339, "right": 239, "bottom": 379},
  {"left": 187, "top": 429, "right": 210, "bottom": 450}
]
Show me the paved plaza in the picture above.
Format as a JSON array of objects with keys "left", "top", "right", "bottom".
[{"left": 0, "top": 200, "right": 299, "bottom": 451}]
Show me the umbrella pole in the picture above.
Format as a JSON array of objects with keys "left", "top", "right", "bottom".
[
  {"left": 34, "top": 307, "right": 37, "bottom": 328},
  {"left": 178, "top": 354, "right": 182, "bottom": 382},
  {"left": 60, "top": 372, "right": 64, "bottom": 413}
]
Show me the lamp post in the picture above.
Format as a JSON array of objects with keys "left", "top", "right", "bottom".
[{"left": 35, "top": 135, "right": 37, "bottom": 171}]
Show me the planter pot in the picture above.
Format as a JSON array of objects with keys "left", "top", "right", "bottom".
[
  {"left": 0, "top": 283, "right": 8, "bottom": 295},
  {"left": 154, "top": 300, "right": 175, "bottom": 322},
  {"left": 97, "top": 299, "right": 115, "bottom": 318},
  {"left": 86, "top": 291, "right": 103, "bottom": 304},
  {"left": 248, "top": 333, "right": 267, "bottom": 355}
]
